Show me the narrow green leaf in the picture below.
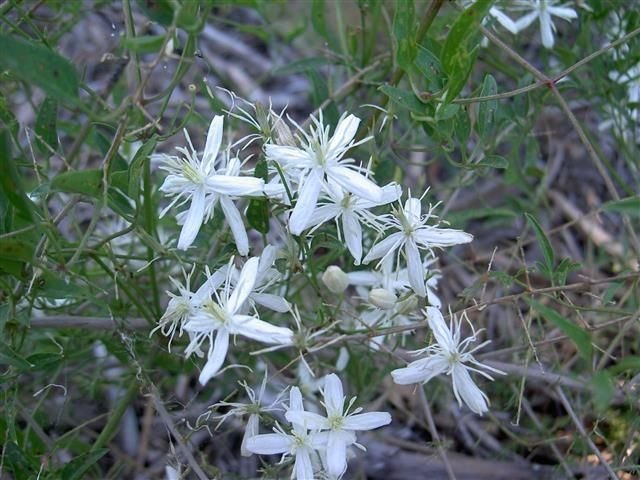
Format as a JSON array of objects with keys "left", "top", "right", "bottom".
[
  {"left": 0, "top": 130, "right": 33, "bottom": 221},
  {"left": 51, "top": 169, "right": 102, "bottom": 197},
  {"left": 0, "top": 33, "right": 78, "bottom": 102},
  {"left": 311, "top": 0, "right": 336, "bottom": 49},
  {"left": 0, "top": 239, "right": 35, "bottom": 263},
  {"left": 0, "top": 94, "right": 19, "bottom": 140},
  {"left": 35, "top": 97, "right": 59, "bottom": 154},
  {"left": 475, "top": 155, "right": 508, "bottom": 169},
  {"left": 0, "top": 343, "right": 34, "bottom": 370},
  {"left": 440, "top": 0, "right": 492, "bottom": 103},
  {"left": 529, "top": 300, "right": 593, "bottom": 362},
  {"left": 379, "top": 85, "right": 425, "bottom": 114},
  {"left": 591, "top": 372, "right": 615, "bottom": 412},
  {"left": 477, "top": 74, "right": 498, "bottom": 138},
  {"left": 525, "top": 213, "right": 555, "bottom": 271},
  {"left": 602, "top": 197, "right": 640, "bottom": 216},
  {"left": 61, "top": 449, "right": 109, "bottom": 480},
  {"left": 414, "top": 45, "right": 446, "bottom": 92},
  {"left": 128, "top": 136, "right": 158, "bottom": 199},
  {"left": 392, "top": 0, "right": 416, "bottom": 70},
  {"left": 606, "top": 356, "right": 640, "bottom": 375}
]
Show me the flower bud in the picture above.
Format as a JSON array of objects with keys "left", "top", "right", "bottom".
[
  {"left": 321, "top": 265, "right": 349, "bottom": 294},
  {"left": 368, "top": 288, "right": 397, "bottom": 310}
]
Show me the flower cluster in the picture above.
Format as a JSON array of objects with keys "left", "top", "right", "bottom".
[{"left": 153, "top": 102, "right": 501, "bottom": 477}]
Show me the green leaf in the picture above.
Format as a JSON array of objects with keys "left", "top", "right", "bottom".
[
  {"left": 4, "top": 441, "right": 37, "bottom": 480},
  {"left": 477, "top": 74, "right": 498, "bottom": 138},
  {"left": 392, "top": 0, "right": 416, "bottom": 70},
  {"left": 525, "top": 213, "right": 555, "bottom": 273},
  {"left": 529, "top": 300, "right": 593, "bottom": 362},
  {"left": 0, "top": 94, "right": 19, "bottom": 140},
  {"left": 591, "top": 372, "right": 616, "bottom": 412},
  {"left": 440, "top": 0, "right": 492, "bottom": 103},
  {"left": 0, "top": 238, "right": 35, "bottom": 263},
  {"left": 35, "top": 97, "right": 59, "bottom": 154},
  {"left": 273, "top": 57, "right": 330, "bottom": 76},
  {"left": 475, "top": 155, "right": 508, "bottom": 169},
  {"left": 414, "top": 45, "right": 446, "bottom": 92},
  {"left": 602, "top": 197, "right": 640, "bottom": 216},
  {"left": 0, "top": 33, "right": 78, "bottom": 102},
  {"left": 128, "top": 136, "right": 158, "bottom": 199},
  {"left": 311, "top": 0, "right": 336, "bottom": 49},
  {"left": 60, "top": 449, "right": 109, "bottom": 480},
  {"left": 606, "top": 356, "right": 640, "bottom": 375},
  {"left": 0, "top": 130, "right": 34, "bottom": 221},
  {"left": 379, "top": 85, "right": 425, "bottom": 114},
  {"left": 0, "top": 343, "right": 34, "bottom": 371},
  {"left": 51, "top": 169, "right": 103, "bottom": 197},
  {"left": 136, "top": 0, "right": 174, "bottom": 26}
]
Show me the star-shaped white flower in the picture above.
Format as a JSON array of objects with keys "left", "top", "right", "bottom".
[
  {"left": 511, "top": 0, "right": 578, "bottom": 49},
  {"left": 391, "top": 307, "right": 503, "bottom": 415},
  {"left": 158, "top": 115, "right": 266, "bottom": 252},
  {"left": 363, "top": 194, "right": 472, "bottom": 297},
  {"left": 285, "top": 373, "right": 391, "bottom": 478},
  {"left": 264, "top": 112, "right": 385, "bottom": 235},
  {"left": 246, "top": 387, "right": 325, "bottom": 480},
  {"left": 184, "top": 257, "right": 294, "bottom": 385},
  {"left": 304, "top": 182, "right": 401, "bottom": 264}
]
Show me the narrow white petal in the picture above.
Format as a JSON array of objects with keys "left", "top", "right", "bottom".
[
  {"left": 513, "top": 11, "right": 539, "bottom": 31},
  {"left": 540, "top": 11, "right": 554, "bottom": 49},
  {"left": 205, "top": 176, "right": 265, "bottom": 197},
  {"left": 548, "top": 6, "right": 578, "bottom": 21},
  {"left": 329, "top": 166, "right": 383, "bottom": 202},
  {"left": 289, "top": 386, "right": 304, "bottom": 412},
  {"left": 192, "top": 269, "right": 226, "bottom": 305},
  {"left": 220, "top": 196, "right": 249, "bottom": 256},
  {"left": 245, "top": 433, "right": 291, "bottom": 455},
  {"left": 305, "top": 204, "right": 341, "bottom": 230},
  {"left": 452, "top": 364, "right": 489, "bottom": 415},
  {"left": 285, "top": 411, "right": 329, "bottom": 430},
  {"left": 241, "top": 414, "right": 260, "bottom": 457},
  {"left": 425, "top": 307, "right": 456, "bottom": 352},
  {"left": 227, "top": 257, "right": 259, "bottom": 314},
  {"left": 490, "top": 7, "right": 518, "bottom": 34},
  {"left": 251, "top": 293, "right": 291, "bottom": 312},
  {"left": 265, "top": 144, "right": 311, "bottom": 166},
  {"left": 177, "top": 187, "right": 206, "bottom": 250},
  {"left": 342, "top": 211, "right": 363, "bottom": 265},
  {"left": 414, "top": 227, "right": 473, "bottom": 248},
  {"left": 203, "top": 116, "right": 224, "bottom": 166},
  {"left": 294, "top": 448, "right": 314, "bottom": 480},
  {"left": 199, "top": 328, "right": 229, "bottom": 385},
  {"left": 230, "top": 316, "right": 294, "bottom": 344},
  {"left": 405, "top": 240, "right": 426, "bottom": 297},
  {"left": 289, "top": 170, "right": 323, "bottom": 235},
  {"left": 326, "top": 431, "right": 349, "bottom": 478},
  {"left": 343, "top": 412, "right": 391, "bottom": 431},
  {"left": 390, "top": 355, "right": 449, "bottom": 385},
  {"left": 323, "top": 373, "right": 345, "bottom": 415},
  {"left": 346, "top": 271, "right": 379, "bottom": 286},
  {"left": 327, "top": 113, "right": 360, "bottom": 156},
  {"left": 404, "top": 198, "right": 422, "bottom": 225},
  {"left": 362, "top": 233, "right": 403, "bottom": 264}
]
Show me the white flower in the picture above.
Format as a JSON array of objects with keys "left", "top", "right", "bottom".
[
  {"left": 391, "top": 307, "right": 503, "bottom": 415},
  {"left": 158, "top": 115, "right": 265, "bottom": 252},
  {"left": 285, "top": 373, "right": 391, "bottom": 478},
  {"left": 363, "top": 195, "right": 472, "bottom": 297},
  {"left": 184, "top": 257, "right": 294, "bottom": 385},
  {"left": 246, "top": 387, "right": 324, "bottom": 480},
  {"left": 265, "top": 112, "right": 385, "bottom": 235},
  {"left": 304, "top": 182, "right": 401, "bottom": 264},
  {"left": 511, "top": 0, "right": 578, "bottom": 49}
]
